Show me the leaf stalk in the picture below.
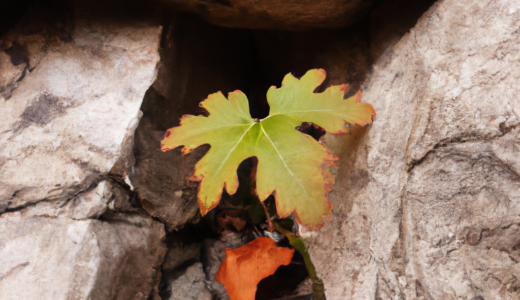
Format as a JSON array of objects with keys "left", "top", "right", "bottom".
[{"left": 274, "top": 222, "right": 327, "bottom": 300}]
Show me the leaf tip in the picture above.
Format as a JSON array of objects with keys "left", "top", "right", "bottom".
[
  {"left": 199, "top": 206, "right": 209, "bottom": 216},
  {"left": 199, "top": 199, "right": 218, "bottom": 216},
  {"left": 294, "top": 201, "right": 333, "bottom": 231},
  {"left": 340, "top": 84, "right": 350, "bottom": 94},
  {"left": 353, "top": 89, "right": 362, "bottom": 102},
  {"left": 315, "top": 68, "right": 327, "bottom": 77},
  {"left": 197, "top": 189, "right": 221, "bottom": 217},
  {"left": 303, "top": 68, "right": 327, "bottom": 85},
  {"left": 160, "top": 141, "right": 172, "bottom": 152},
  {"left": 181, "top": 147, "right": 194, "bottom": 155}
]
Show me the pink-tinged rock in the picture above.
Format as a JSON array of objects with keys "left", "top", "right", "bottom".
[{"left": 305, "top": 0, "right": 520, "bottom": 299}]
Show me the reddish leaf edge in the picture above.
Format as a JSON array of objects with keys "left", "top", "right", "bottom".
[{"left": 161, "top": 70, "right": 376, "bottom": 229}]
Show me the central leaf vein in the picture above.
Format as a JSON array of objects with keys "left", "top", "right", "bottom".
[
  {"left": 260, "top": 124, "right": 308, "bottom": 196},
  {"left": 215, "top": 122, "right": 255, "bottom": 174}
]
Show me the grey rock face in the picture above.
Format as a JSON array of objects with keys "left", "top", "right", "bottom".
[
  {"left": 12, "top": 180, "right": 140, "bottom": 220},
  {"left": 305, "top": 0, "right": 520, "bottom": 299},
  {"left": 166, "top": 262, "right": 212, "bottom": 300},
  {"left": 163, "top": 241, "right": 201, "bottom": 272},
  {"left": 0, "top": 209, "right": 166, "bottom": 300},
  {"left": 0, "top": 5, "right": 166, "bottom": 300},
  {"left": 132, "top": 116, "right": 203, "bottom": 230},
  {"left": 0, "top": 7, "right": 161, "bottom": 212}
]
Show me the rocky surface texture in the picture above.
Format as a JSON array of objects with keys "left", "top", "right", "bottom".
[
  {"left": 165, "top": 262, "right": 213, "bottom": 300},
  {"left": 2, "top": 0, "right": 519, "bottom": 299},
  {"left": 159, "top": 0, "right": 373, "bottom": 30},
  {"left": 0, "top": 5, "right": 161, "bottom": 212},
  {"left": 0, "top": 4, "right": 167, "bottom": 300},
  {"left": 305, "top": 0, "right": 520, "bottom": 299},
  {"left": 0, "top": 207, "right": 166, "bottom": 300}
]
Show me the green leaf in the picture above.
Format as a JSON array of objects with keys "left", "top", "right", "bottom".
[{"left": 161, "top": 69, "right": 375, "bottom": 229}]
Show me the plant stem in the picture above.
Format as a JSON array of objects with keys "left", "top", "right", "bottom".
[
  {"left": 274, "top": 222, "right": 327, "bottom": 300},
  {"left": 259, "top": 199, "right": 275, "bottom": 232}
]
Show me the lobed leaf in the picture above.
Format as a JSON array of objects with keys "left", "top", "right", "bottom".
[{"left": 161, "top": 69, "right": 375, "bottom": 229}]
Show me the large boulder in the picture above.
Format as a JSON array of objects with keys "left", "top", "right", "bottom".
[
  {"left": 0, "top": 5, "right": 167, "bottom": 300},
  {"left": 0, "top": 5, "right": 161, "bottom": 212},
  {"left": 159, "top": 0, "right": 373, "bottom": 30},
  {"left": 305, "top": 0, "right": 520, "bottom": 299},
  {"left": 0, "top": 208, "right": 166, "bottom": 300}
]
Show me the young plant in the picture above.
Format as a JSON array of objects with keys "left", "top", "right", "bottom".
[
  {"left": 161, "top": 69, "right": 375, "bottom": 300},
  {"left": 161, "top": 69, "right": 375, "bottom": 229}
]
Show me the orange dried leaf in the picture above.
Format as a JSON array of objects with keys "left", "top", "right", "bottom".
[{"left": 216, "top": 237, "right": 294, "bottom": 300}]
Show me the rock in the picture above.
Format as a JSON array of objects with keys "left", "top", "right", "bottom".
[
  {"left": 18, "top": 179, "right": 142, "bottom": 220},
  {"left": 0, "top": 209, "right": 167, "bottom": 300},
  {"left": 0, "top": 5, "right": 161, "bottom": 212},
  {"left": 369, "top": 0, "right": 436, "bottom": 62},
  {"left": 65, "top": 181, "right": 109, "bottom": 219},
  {"left": 133, "top": 117, "right": 203, "bottom": 230},
  {"left": 158, "top": 223, "right": 217, "bottom": 299},
  {"left": 159, "top": 229, "right": 246, "bottom": 300},
  {"left": 0, "top": 51, "right": 25, "bottom": 99},
  {"left": 132, "top": 15, "right": 254, "bottom": 230},
  {"left": 166, "top": 262, "right": 212, "bottom": 300},
  {"left": 18, "top": 180, "right": 110, "bottom": 220},
  {"left": 292, "top": 277, "right": 313, "bottom": 296},
  {"left": 305, "top": 0, "right": 520, "bottom": 299},
  {"left": 200, "top": 231, "right": 248, "bottom": 300},
  {"left": 109, "top": 110, "right": 143, "bottom": 182},
  {"left": 159, "top": 0, "right": 373, "bottom": 30},
  {"left": 105, "top": 180, "right": 143, "bottom": 213},
  {"left": 0, "top": 4, "right": 168, "bottom": 299},
  {"left": 201, "top": 238, "right": 227, "bottom": 281},
  {"left": 163, "top": 241, "right": 201, "bottom": 271},
  {"left": 202, "top": 231, "right": 247, "bottom": 281}
]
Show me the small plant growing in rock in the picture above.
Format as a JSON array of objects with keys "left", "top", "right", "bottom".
[{"left": 161, "top": 69, "right": 375, "bottom": 300}]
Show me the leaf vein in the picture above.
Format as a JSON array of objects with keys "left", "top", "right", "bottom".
[
  {"left": 214, "top": 122, "right": 256, "bottom": 175},
  {"left": 262, "top": 109, "right": 335, "bottom": 121},
  {"left": 259, "top": 125, "right": 308, "bottom": 196}
]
